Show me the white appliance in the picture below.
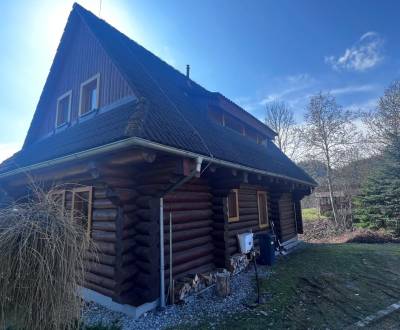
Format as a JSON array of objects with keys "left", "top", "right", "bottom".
[{"left": 237, "top": 232, "right": 254, "bottom": 254}]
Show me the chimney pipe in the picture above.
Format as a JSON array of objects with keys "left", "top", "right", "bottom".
[{"left": 186, "top": 64, "right": 190, "bottom": 79}]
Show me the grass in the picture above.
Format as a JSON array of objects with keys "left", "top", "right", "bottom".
[
  {"left": 175, "top": 243, "right": 400, "bottom": 330},
  {"left": 301, "top": 207, "right": 327, "bottom": 222}
]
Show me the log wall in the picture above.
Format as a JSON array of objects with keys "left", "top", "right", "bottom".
[
  {"left": 277, "top": 193, "right": 297, "bottom": 242},
  {"left": 210, "top": 178, "right": 271, "bottom": 268},
  {"left": 164, "top": 178, "right": 214, "bottom": 280}
]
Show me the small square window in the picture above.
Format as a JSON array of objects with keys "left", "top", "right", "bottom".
[
  {"left": 227, "top": 189, "right": 239, "bottom": 222},
  {"left": 79, "top": 74, "right": 100, "bottom": 116},
  {"left": 257, "top": 191, "right": 269, "bottom": 228},
  {"left": 56, "top": 91, "right": 71, "bottom": 127}
]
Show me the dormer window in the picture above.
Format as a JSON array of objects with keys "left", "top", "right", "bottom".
[
  {"left": 56, "top": 91, "right": 72, "bottom": 127},
  {"left": 79, "top": 73, "right": 100, "bottom": 116}
]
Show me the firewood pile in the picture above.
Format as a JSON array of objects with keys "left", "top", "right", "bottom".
[
  {"left": 173, "top": 254, "right": 252, "bottom": 302},
  {"left": 173, "top": 272, "right": 220, "bottom": 302},
  {"left": 228, "top": 253, "right": 250, "bottom": 275}
]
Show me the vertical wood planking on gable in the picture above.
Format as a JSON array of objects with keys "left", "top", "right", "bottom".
[{"left": 36, "top": 18, "right": 134, "bottom": 140}]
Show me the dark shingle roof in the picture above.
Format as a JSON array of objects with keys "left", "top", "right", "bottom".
[{"left": 0, "top": 4, "right": 316, "bottom": 185}]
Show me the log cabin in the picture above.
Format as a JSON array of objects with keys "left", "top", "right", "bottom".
[{"left": 0, "top": 3, "right": 316, "bottom": 317}]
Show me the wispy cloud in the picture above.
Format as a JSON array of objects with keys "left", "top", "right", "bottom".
[
  {"left": 259, "top": 73, "right": 316, "bottom": 105},
  {"left": 330, "top": 84, "right": 377, "bottom": 96},
  {"left": 325, "top": 32, "right": 384, "bottom": 72}
]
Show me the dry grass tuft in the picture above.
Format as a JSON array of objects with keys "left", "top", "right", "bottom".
[{"left": 0, "top": 187, "right": 93, "bottom": 330}]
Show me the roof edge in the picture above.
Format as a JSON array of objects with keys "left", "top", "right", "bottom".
[{"left": 0, "top": 136, "right": 317, "bottom": 187}]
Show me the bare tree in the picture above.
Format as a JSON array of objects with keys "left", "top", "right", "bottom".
[
  {"left": 302, "top": 92, "right": 359, "bottom": 226},
  {"left": 265, "top": 101, "right": 304, "bottom": 161},
  {"left": 363, "top": 80, "right": 400, "bottom": 150}
]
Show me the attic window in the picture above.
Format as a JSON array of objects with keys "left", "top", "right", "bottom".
[
  {"left": 227, "top": 189, "right": 239, "bottom": 222},
  {"left": 56, "top": 91, "right": 72, "bottom": 127},
  {"left": 79, "top": 74, "right": 100, "bottom": 116}
]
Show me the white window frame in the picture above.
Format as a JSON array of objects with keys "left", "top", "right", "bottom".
[
  {"left": 79, "top": 73, "right": 100, "bottom": 116},
  {"left": 55, "top": 90, "right": 72, "bottom": 127}
]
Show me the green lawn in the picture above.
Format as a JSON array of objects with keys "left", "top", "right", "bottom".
[
  {"left": 178, "top": 243, "right": 400, "bottom": 330},
  {"left": 302, "top": 208, "right": 327, "bottom": 222}
]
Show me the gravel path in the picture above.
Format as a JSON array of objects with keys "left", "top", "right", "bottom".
[{"left": 83, "top": 265, "right": 270, "bottom": 329}]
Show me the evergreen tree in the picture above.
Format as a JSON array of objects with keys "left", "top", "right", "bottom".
[{"left": 355, "top": 81, "right": 400, "bottom": 232}]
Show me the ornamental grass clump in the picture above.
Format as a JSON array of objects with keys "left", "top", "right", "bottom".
[{"left": 0, "top": 189, "right": 92, "bottom": 330}]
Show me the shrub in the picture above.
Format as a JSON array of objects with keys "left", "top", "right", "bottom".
[{"left": 0, "top": 188, "right": 92, "bottom": 330}]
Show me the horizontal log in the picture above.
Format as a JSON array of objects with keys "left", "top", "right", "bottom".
[
  {"left": 108, "top": 151, "right": 156, "bottom": 166},
  {"left": 175, "top": 184, "right": 209, "bottom": 193},
  {"left": 172, "top": 262, "right": 215, "bottom": 281},
  {"left": 166, "top": 227, "right": 212, "bottom": 243},
  {"left": 164, "top": 219, "right": 212, "bottom": 232},
  {"left": 94, "top": 188, "right": 116, "bottom": 199},
  {"left": 85, "top": 281, "right": 114, "bottom": 298},
  {"left": 163, "top": 202, "right": 212, "bottom": 212},
  {"left": 165, "top": 235, "right": 212, "bottom": 253},
  {"left": 166, "top": 254, "right": 214, "bottom": 277},
  {"left": 103, "top": 177, "right": 136, "bottom": 188},
  {"left": 167, "top": 209, "right": 213, "bottom": 223},
  {"left": 85, "top": 271, "right": 116, "bottom": 290},
  {"left": 86, "top": 261, "right": 115, "bottom": 279},
  {"left": 114, "top": 188, "right": 138, "bottom": 202},
  {"left": 92, "top": 230, "right": 117, "bottom": 243},
  {"left": 93, "top": 241, "right": 116, "bottom": 255},
  {"left": 92, "top": 221, "right": 116, "bottom": 232},
  {"left": 123, "top": 204, "right": 137, "bottom": 213},
  {"left": 164, "top": 192, "right": 212, "bottom": 203},
  {"left": 239, "top": 207, "right": 258, "bottom": 216},
  {"left": 93, "top": 209, "right": 118, "bottom": 221},
  {"left": 167, "top": 243, "right": 214, "bottom": 266},
  {"left": 93, "top": 198, "right": 117, "bottom": 209},
  {"left": 86, "top": 251, "right": 116, "bottom": 266},
  {"left": 137, "top": 184, "right": 170, "bottom": 195}
]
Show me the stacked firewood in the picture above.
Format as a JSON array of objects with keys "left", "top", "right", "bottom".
[
  {"left": 174, "top": 272, "right": 218, "bottom": 301},
  {"left": 228, "top": 253, "right": 250, "bottom": 275}
]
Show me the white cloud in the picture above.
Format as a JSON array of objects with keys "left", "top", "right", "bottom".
[
  {"left": 325, "top": 32, "right": 384, "bottom": 72},
  {"left": 0, "top": 142, "right": 21, "bottom": 163}
]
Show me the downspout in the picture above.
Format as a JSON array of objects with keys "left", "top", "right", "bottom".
[{"left": 159, "top": 157, "right": 203, "bottom": 308}]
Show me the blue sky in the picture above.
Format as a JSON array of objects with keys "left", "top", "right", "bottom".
[{"left": 0, "top": 0, "right": 399, "bottom": 161}]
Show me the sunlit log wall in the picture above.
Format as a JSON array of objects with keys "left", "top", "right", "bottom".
[{"left": 0, "top": 152, "right": 308, "bottom": 308}]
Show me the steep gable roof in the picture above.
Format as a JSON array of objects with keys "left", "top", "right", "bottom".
[{"left": 0, "top": 3, "right": 316, "bottom": 186}]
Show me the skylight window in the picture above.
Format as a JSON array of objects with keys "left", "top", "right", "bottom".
[
  {"left": 79, "top": 74, "right": 100, "bottom": 116},
  {"left": 56, "top": 91, "right": 72, "bottom": 127}
]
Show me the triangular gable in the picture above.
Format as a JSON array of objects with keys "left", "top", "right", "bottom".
[{"left": 23, "top": 5, "right": 135, "bottom": 147}]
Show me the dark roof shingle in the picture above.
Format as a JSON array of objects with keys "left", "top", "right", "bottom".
[{"left": 0, "top": 4, "right": 316, "bottom": 186}]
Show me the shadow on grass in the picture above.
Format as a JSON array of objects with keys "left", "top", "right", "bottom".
[{"left": 175, "top": 243, "right": 400, "bottom": 330}]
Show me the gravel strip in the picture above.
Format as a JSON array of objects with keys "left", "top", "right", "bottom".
[{"left": 82, "top": 265, "right": 271, "bottom": 329}]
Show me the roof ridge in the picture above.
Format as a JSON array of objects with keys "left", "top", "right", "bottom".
[
  {"left": 75, "top": 3, "right": 215, "bottom": 159},
  {"left": 73, "top": 3, "right": 210, "bottom": 96}
]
